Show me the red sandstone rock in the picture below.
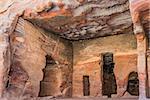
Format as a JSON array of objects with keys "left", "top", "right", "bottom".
[{"left": 0, "top": 0, "right": 149, "bottom": 99}]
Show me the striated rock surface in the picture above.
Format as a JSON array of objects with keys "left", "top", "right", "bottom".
[
  {"left": 129, "top": 0, "right": 150, "bottom": 35},
  {"left": 0, "top": 0, "right": 149, "bottom": 99},
  {"left": 0, "top": 0, "right": 133, "bottom": 40},
  {"left": 0, "top": 0, "right": 149, "bottom": 40},
  {"left": 27, "top": 0, "right": 133, "bottom": 40},
  {"left": 0, "top": 0, "right": 64, "bottom": 97},
  {"left": 5, "top": 18, "right": 73, "bottom": 98}
]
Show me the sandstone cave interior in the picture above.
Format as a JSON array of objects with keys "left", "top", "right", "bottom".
[{"left": 0, "top": 0, "right": 150, "bottom": 100}]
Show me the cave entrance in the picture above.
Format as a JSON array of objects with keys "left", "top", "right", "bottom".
[
  {"left": 39, "top": 55, "right": 57, "bottom": 97},
  {"left": 102, "top": 53, "right": 117, "bottom": 98},
  {"left": 83, "top": 76, "right": 90, "bottom": 96},
  {"left": 127, "top": 72, "right": 139, "bottom": 96}
]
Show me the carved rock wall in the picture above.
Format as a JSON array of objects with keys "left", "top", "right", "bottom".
[
  {"left": 5, "top": 18, "right": 73, "bottom": 98},
  {"left": 0, "top": 0, "right": 149, "bottom": 99},
  {"left": 0, "top": 0, "right": 70, "bottom": 97},
  {"left": 129, "top": 0, "right": 150, "bottom": 98},
  {"left": 147, "top": 56, "right": 150, "bottom": 97},
  {"left": 72, "top": 33, "right": 138, "bottom": 97}
]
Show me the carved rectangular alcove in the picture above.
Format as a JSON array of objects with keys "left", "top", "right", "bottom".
[
  {"left": 83, "top": 76, "right": 90, "bottom": 96},
  {"left": 102, "top": 53, "right": 117, "bottom": 98}
]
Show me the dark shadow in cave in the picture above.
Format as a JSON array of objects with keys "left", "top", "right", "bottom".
[
  {"left": 83, "top": 75, "right": 90, "bottom": 96},
  {"left": 127, "top": 71, "right": 139, "bottom": 96},
  {"left": 102, "top": 53, "right": 117, "bottom": 98}
]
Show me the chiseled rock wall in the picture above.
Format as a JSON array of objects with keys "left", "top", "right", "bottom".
[
  {"left": 0, "top": 0, "right": 72, "bottom": 98},
  {"left": 6, "top": 18, "right": 73, "bottom": 98},
  {"left": 72, "top": 33, "right": 137, "bottom": 97},
  {"left": 129, "top": 0, "right": 150, "bottom": 98},
  {"left": 114, "top": 54, "right": 137, "bottom": 97},
  {"left": 147, "top": 56, "right": 150, "bottom": 97}
]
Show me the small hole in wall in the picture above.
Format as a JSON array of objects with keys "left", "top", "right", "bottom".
[
  {"left": 46, "top": 55, "right": 56, "bottom": 66},
  {"left": 83, "top": 75, "right": 90, "bottom": 96}
]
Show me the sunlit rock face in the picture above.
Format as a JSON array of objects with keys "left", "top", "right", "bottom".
[{"left": 27, "top": 0, "right": 133, "bottom": 40}]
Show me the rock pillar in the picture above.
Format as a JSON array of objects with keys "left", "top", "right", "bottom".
[{"left": 136, "top": 32, "right": 147, "bottom": 100}]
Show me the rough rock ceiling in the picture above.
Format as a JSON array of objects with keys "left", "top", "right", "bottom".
[
  {"left": 0, "top": 0, "right": 149, "bottom": 40},
  {"left": 25, "top": 0, "right": 134, "bottom": 40},
  {"left": 141, "top": 9, "right": 150, "bottom": 35}
]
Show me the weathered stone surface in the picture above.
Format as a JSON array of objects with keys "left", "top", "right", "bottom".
[
  {"left": 129, "top": 0, "right": 150, "bottom": 99},
  {"left": 0, "top": 0, "right": 70, "bottom": 97},
  {"left": 0, "top": 0, "right": 149, "bottom": 43},
  {"left": 129, "top": 0, "right": 150, "bottom": 38},
  {"left": 0, "top": 0, "right": 134, "bottom": 40},
  {"left": 28, "top": 0, "right": 133, "bottom": 40},
  {"left": 72, "top": 34, "right": 138, "bottom": 97},
  {"left": 0, "top": 0, "right": 149, "bottom": 99},
  {"left": 114, "top": 54, "right": 137, "bottom": 97},
  {"left": 147, "top": 55, "right": 150, "bottom": 97},
  {"left": 39, "top": 67, "right": 62, "bottom": 97},
  {"left": 5, "top": 18, "right": 73, "bottom": 98}
]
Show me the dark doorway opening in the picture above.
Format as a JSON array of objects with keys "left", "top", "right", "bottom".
[
  {"left": 39, "top": 55, "right": 56, "bottom": 97},
  {"left": 127, "top": 72, "right": 139, "bottom": 96},
  {"left": 45, "top": 55, "right": 56, "bottom": 66},
  {"left": 83, "top": 76, "right": 90, "bottom": 96},
  {"left": 102, "top": 53, "right": 117, "bottom": 98}
]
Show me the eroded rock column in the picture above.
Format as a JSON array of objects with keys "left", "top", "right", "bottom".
[
  {"left": 132, "top": 11, "right": 147, "bottom": 100},
  {"left": 132, "top": 9, "right": 147, "bottom": 100},
  {"left": 129, "top": 0, "right": 150, "bottom": 99},
  {"left": 136, "top": 32, "right": 147, "bottom": 100}
]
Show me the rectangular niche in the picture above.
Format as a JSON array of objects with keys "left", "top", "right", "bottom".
[{"left": 83, "top": 75, "right": 90, "bottom": 96}]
